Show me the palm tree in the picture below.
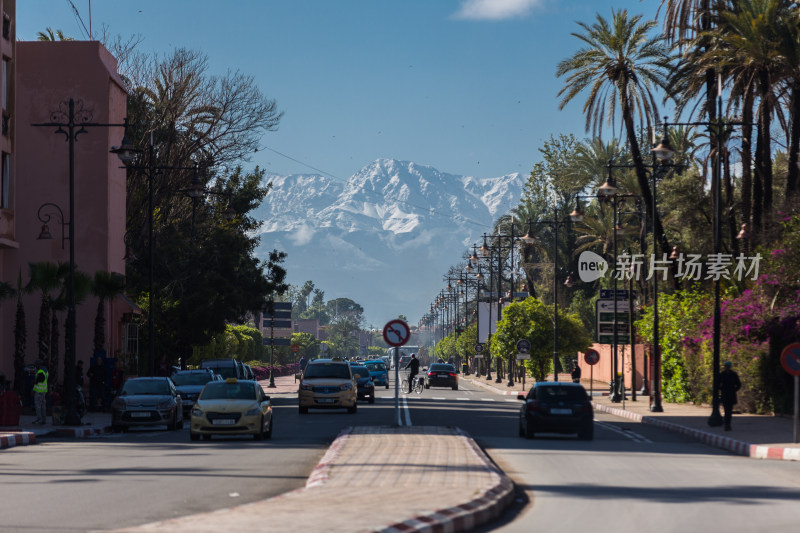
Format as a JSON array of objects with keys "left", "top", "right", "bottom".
[
  {"left": 13, "top": 271, "right": 26, "bottom": 396},
  {"left": 556, "top": 9, "right": 675, "bottom": 268},
  {"left": 0, "top": 280, "right": 13, "bottom": 306},
  {"left": 92, "top": 271, "right": 126, "bottom": 353},
  {"left": 25, "top": 262, "right": 62, "bottom": 365},
  {"left": 48, "top": 290, "right": 66, "bottom": 390},
  {"left": 36, "top": 28, "right": 73, "bottom": 41}
]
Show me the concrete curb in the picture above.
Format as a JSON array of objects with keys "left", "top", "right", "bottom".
[
  {"left": 53, "top": 425, "right": 112, "bottom": 438},
  {"left": 0, "top": 431, "right": 37, "bottom": 449},
  {"left": 376, "top": 428, "right": 515, "bottom": 533},
  {"left": 593, "top": 402, "right": 800, "bottom": 462}
]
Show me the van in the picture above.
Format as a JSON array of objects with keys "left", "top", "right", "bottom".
[{"left": 199, "top": 358, "right": 243, "bottom": 380}]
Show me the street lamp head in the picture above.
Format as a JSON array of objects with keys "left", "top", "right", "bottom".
[
  {"left": 37, "top": 224, "right": 54, "bottom": 241},
  {"left": 479, "top": 235, "right": 490, "bottom": 257},
  {"left": 669, "top": 245, "right": 681, "bottom": 260},
  {"left": 569, "top": 203, "right": 585, "bottom": 223},
  {"left": 564, "top": 275, "right": 574, "bottom": 287},
  {"left": 597, "top": 178, "right": 618, "bottom": 197},
  {"left": 186, "top": 169, "right": 205, "bottom": 199},
  {"left": 736, "top": 223, "right": 751, "bottom": 240},
  {"left": 475, "top": 268, "right": 484, "bottom": 281},
  {"left": 465, "top": 263, "right": 474, "bottom": 274},
  {"left": 651, "top": 135, "right": 675, "bottom": 162},
  {"left": 110, "top": 122, "right": 139, "bottom": 166},
  {"left": 522, "top": 218, "right": 535, "bottom": 243}
]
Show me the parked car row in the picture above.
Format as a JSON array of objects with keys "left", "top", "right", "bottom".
[{"left": 111, "top": 358, "right": 270, "bottom": 441}]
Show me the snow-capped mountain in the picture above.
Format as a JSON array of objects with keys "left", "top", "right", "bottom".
[{"left": 254, "top": 158, "right": 525, "bottom": 328}]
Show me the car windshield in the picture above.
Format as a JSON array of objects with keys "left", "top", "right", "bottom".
[
  {"left": 429, "top": 364, "right": 455, "bottom": 372},
  {"left": 364, "top": 362, "right": 386, "bottom": 371},
  {"left": 200, "top": 382, "right": 256, "bottom": 400},
  {"left": 351, "top": 367, "right": 370, "bottom": 379},
  {"left": 121, "top": 379, "right": 170, "bottom": 396},
  {"left": 171, "top": 372, "right": 214, "bottom": 386},
  {"left": 303, "top": 363, "right": 351, "bottom": 379},
  {"left": 535, "top": 386, "right": 587, "bottom": 402},
  {"left": 206, "top": 366, "right": 236, "bottom": 379}
]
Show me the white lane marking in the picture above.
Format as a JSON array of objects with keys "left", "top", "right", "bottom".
[
  {"left": 432, "top": 397, "right": 446, "bottom": 400},
  {"left": 456, "top": 398, "right": 469, "bottom": 401},
  {"left": 505, "top": 399, "right": 518, "bottom": 402},
  {"left": 595, "top": 421, "right": 652, "bottom": 443},
  {"left": 402, "top": 395, "right": 412, "bottom": 426}
]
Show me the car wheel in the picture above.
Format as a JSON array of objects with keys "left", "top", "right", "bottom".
[
  {"left": 518, "top": 419, "right": 525, "bottom": 438},
  {"left": 168, "top": 413, "right": 178, "bottom": 431},
  {"left": 347, "top": 403, "right": 358, "bottom": 414},
  {"left": 202, "top": 434, "right": 212, "bottom": 441},
  {"left": 253, "top": 415, "right": 266, "bottom": 440},
  {"left": 264, "top": 417, "right": 273, "bottom": 439},
  {"left": 177, "top": 416, "right": 184, "bottom": 430},
  {"left": 525, "top": 420, "right": 535, "bottom": 439},
  {"left": 425, "top": 384, "right": 430, "bottom": 389},
  {"left": 299, "top": 406, "right": 308, "bottom": 414},
  {"left": 190, "top": 431, "right": 200, "bottom": 441},
  {"left": 578, "top": 424, "right": 594, "bottom": 441},
  {"left": 452, "top": 385, "right": 458, "bottom": 391},
  {"left": 368, "top": 396, "right": 375, "bottom": 404},
  {"left": 385, "top": 384, "right": 389, "bottom": 389}
]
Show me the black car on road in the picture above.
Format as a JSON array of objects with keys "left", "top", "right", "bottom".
[
  {"left": 424, "top": 363, "right": 458, "bottom": 390},
  {"left": 518, "top": 381, "right": 593, "bottom": 440}
]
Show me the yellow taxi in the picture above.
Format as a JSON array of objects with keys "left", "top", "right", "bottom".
[
  {"left": 189, "top": 378, "right": 273, "bottom": 441},
  {"left": 298, "top": 358, "right": 357, "bottom": 414}
]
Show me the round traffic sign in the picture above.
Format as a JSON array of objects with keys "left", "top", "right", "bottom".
[
  {"left": 516, "top": 339, "right": 531, "bottom": 353},
  {"left": 780, "top": 343, "right": 800, "bottom": 376},
  {"left": 290, "top": 344, "right": 300, "bottom": 353},
  {"left": 383, "top": 319, "right": 410, "bottom": 347},
  {"left": 474, "top": 343, "right": 484, "bottom": 353},
  {"left": 584, "top": 348, "right": 601, "bottom": 366}
]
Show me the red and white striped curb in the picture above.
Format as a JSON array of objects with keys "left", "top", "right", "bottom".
[
  {"left": 54, "top": 426, "right": 111, "bottom": 438},
  {"left": 376, "top": 428, "right": 515, "bottom": 533},
  {"left": 0, "top": 432, "right": 37, "bottom": 449},
  {"left": 305, "top": 426, "right": 352, "bottom": 488},
  {"left": 593, "top": 402, "right": 800, "bottom": 462}
]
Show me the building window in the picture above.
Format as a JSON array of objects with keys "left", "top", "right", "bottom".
[
  {"left": 0, "top": 152, "right": 9, "bottom": 209},
  {"left": 123, "top": 322, "right": 140, "bottom": 375},
  {"left": 2, "top": 13, "right": 9, "bottom": 41}
]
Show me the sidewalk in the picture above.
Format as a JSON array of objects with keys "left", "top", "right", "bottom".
[
  {"left": 465, "top": 373, "right": 800, "bottom": 462},
  {"left": 0, "top": 409, "right": 112, "bottom": 448}
]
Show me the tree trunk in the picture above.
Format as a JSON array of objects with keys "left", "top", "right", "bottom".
[
  {"left": 758, "top": 70, "right": 773, "bottom": 220},
  {"left": 786, "top": 81, "right": 800, "bottom": 198},
  {"left": 741, "top": 89, "right": 754, "bottom": 232},
  {"left": 49, "top": 310, "right": 60, "bottom": 389}
]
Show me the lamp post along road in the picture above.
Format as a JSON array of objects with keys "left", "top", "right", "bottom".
[
  {"left": 33, "top": 98, "right": 128, "bottom": 425},
  {"left": 112, "top": 131, "right": 199, "bottom": 376}
]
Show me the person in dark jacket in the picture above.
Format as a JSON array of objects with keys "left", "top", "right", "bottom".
[
  {"left": 404, "top": 354, "right": 421, "bottom": 391},
  {"left": 571, "top": 360, "right": 582, "bottom": 383},
  {"left": 87, "top": 356, "right": 106, "bottom": 411},
  {"left": 718, "top": 360, "right": 742, "bottom": 431}
]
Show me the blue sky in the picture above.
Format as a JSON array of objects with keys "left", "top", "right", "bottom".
[{"left": 18, "top": 0, "right": 663, "bottom": 182}]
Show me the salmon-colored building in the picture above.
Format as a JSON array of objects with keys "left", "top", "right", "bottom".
[{"left": 0, "top": 25, "right": 135, "bottom": 392}]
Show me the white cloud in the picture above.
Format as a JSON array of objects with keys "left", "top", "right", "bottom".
[
  {"left": 289, "top": 223, "right": 315, "bottom": 246},
  {"left": 453, "top": 0, "right": 544, "bottom": 20}
]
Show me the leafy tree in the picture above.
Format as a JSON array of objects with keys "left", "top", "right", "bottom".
[
  {"left": 493, "top": 298, "right": 592, "bottom": 382},
  {"left": 326, "top": 298, "right": 364, "bottom": 324},
  {"left": 291, "top": 332, "right": 320, "bottom": 359},
  {"left": 25, "top": 262, "right": 62, "bottom": 365},
  {"left": 326, "top": 316, "right": 360, "bottom": 358}
]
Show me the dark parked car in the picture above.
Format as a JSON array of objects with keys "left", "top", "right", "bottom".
[
  {"left": 171, "top": 369, "right": 220, "bottom": 415},
  {"left": 350, "top": 365, "right": 375, "bottom": 404},
  {"left": 424, "top": 363, "right": 458, "bottom": 390},
  {"left": 518, "top": 382, "right": 593, "bottom": 440},
  {"left": 111, "top": 377, "right": 183, "bottom": 431},
  {"left": 199, "top": 358, "right": 243, "bottom": 380}
]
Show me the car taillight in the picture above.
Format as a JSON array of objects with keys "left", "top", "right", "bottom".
[
  {"left": 526, "top": 399, "right": 541, "bottom": 412},
  {"left": 448, "top": 373, "right": 457, "bottom": 377},
  {"left": 427, "top": 372, "right": 434, "bottom": 377},
  {"left": 581, "top": 402, "right": 593, "bottom": 413}
]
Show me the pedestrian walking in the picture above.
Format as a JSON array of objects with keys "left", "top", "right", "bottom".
[
  {"left": 718, "top": 360, "right": 742, "bottom": 431},
  {"left": 110, "top": 360, "right": 125, "bottom": 399},
  {"left": 87, "top": 356, "right": 106, "bottom": 411},
  {"left": 32, "top": 360, "right": 48, "bottom": 424},
  {"left": 571, "top": 360, "right": 582, "bottom": 383}
]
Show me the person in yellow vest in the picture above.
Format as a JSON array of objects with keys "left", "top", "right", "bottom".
[{"left": 33, "top": 360, "right": 49, "bottom": 425}]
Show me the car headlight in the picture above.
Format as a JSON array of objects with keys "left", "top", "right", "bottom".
[
  {"left": 365, "top": 381, "right": 374, "bottom": 388},
  {"left": 157, "top": 399, "right": 173, "bottom": 410},
  {"left": 112, "top": 398, "right": 126, "bottom": 409},
  {"left": 339, "top": 382, "right": 353, "bottom": 391},
  {"left": 244, "top": 407, "right": 260, "bottom": 416},
  {"left": 192, "top": 408, "right": 203, "bottom": 417},
  {"left": 300, "top": 382, "right": 314, "bottom": 391}
]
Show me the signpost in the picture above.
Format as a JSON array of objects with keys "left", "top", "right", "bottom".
[
  {"left": 263, "top": 301, "right": 292, "bottom": 388},
  {"left": 383, "top": 319, "right": 410, "bottom": 427},
  {"left": 596, "top": 299, "right": 631, "bottom": 344},
  {"left": 780, "top": 343, "right": 800, "bottom": 443},
  {"left": 584, "top": 348, "right": 601, "bottom": 397}
]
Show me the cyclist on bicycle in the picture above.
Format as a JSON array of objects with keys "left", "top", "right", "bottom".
[{"left": 404, "top": 353, "right": 421, "bottom": 390}]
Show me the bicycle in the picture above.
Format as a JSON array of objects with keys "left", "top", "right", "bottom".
[{"left": 401, "top": 374, "right": 424, "bottom": 394}]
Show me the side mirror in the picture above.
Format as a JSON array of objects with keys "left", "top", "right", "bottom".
[
  {"left": 422, "top": 367, "right": 428, "bottom": 372},
  {"left": 263, "top": 396, "right": 271, "bottom": 403}
]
